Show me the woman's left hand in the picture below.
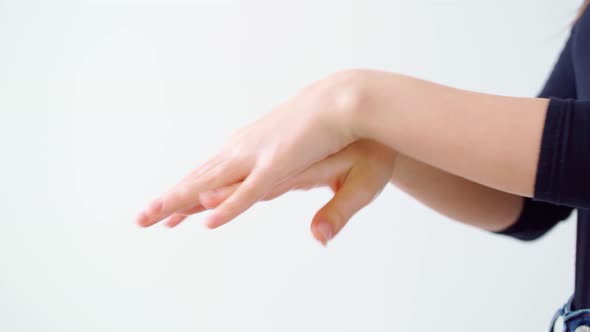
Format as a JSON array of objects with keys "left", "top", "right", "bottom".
[{"left": 136, "top": 70, "right": 366, "bottom": 229}]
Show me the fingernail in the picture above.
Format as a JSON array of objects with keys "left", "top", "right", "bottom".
[{"left": 317, "top": 221, "right": 333, "bottom": 246}]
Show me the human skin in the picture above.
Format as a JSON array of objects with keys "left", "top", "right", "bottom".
[
  {"left": 170, "top": 146, "right": 525, "bottom": 246},
  {"left": 136, "top": 69, "right": 545, "bottom": 245},
  {"left": 164, "top": 139, "right": 398, "bottom": 247}
]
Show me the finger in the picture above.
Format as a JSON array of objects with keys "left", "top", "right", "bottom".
[
  {"left": 195, "top": 143, "right": 357, "bottom": 228},
  {"left": 262, "top": 148, "right": 355, "bottom": 201},
  {"left": 197, "top": 163, "right": 322, "bottom": 210},
  {"left": 137, "top": 158, "right": 246, "bottom": 228},
  {"left": 198, "top": 182, "right": 241, "bottom": 209},
  {"left": 184, "top": 150, "right": 227, "bottom": 180},
  {"left": 165, "top": 203, "right": 207, "bottom": 228},
  {"left": 197, "top": 149, "right": 350, "bottom": 213},
  {"left": 310, "top": 162, "right": 391, "bottom": 247},
  {"left": 166, "top": 182, "right": 244, "bottom": 229},
  {"left": 204, "top": 164, "right": 276, "bottom": 229},
  {"left": 166, "top": 183, "right": 242, "bottom": 228},
  {"left": 165, "top": 214, "right": 188, "bottom": 228},
  {"left": 201, "top": 154, "right": 344, "bottom": 229}
]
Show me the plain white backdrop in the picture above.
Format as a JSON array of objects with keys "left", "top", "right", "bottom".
[{"left": 0, "top": 0, "right": 583, "bottom": 331}]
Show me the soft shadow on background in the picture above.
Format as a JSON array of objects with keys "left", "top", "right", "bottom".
[{"left": 0, "top": 0, "right": 580, "bottom": 331}]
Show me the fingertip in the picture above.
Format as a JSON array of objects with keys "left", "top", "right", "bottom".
[
  {"left": 136, "top": 211, "right": 150, "bottom": 227},
  {"left": 204, "top": 213, "right": 224, "bottom": 229},
  {"left": 137, "top": 199, "right": 164, "bottom": 227},
  {"left": 166, "top": 215, "right": 186, "bottom": 228},
  {"left": 311, "top": 218, "right": 333, "bottom": 247},
  {"left": 204, "top": 220, "right": 218, "bottom": 229},
  {"left": 313, "top": 232, "right": 328, "bottom": 247},
  {"left": 203, "top": 220, "right": 218, "bottom": 229}
]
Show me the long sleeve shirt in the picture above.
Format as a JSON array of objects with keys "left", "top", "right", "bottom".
[{"left": 494, "top": 13, "right": 590, "bottom": 310}]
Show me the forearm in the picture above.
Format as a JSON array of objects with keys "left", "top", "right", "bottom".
[
  {"left": 349, "top": 69, "right": 549, "bottom": 197},
  {"left": 390, "top": 153, "right": 524, "bottom": 232}
]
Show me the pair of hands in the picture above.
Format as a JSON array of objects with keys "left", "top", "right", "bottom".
[{"left": 136, "top": 69, "right": 397, "bottom": 246}]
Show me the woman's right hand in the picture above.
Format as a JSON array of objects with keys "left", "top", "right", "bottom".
[{"left": 165, "top": 139, "right": 397, "bottom": 247}]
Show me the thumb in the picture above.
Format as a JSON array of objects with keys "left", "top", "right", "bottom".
[{"left": 311, "top": 161, "right": 390, "bottom": 247}]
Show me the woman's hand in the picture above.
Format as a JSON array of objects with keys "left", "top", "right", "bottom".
[
  {"left": 164, "top": 140, "right": 397, "bottom": 246},
  {"left": 136, "top": 70, "right": 368, "bottom": 230}
]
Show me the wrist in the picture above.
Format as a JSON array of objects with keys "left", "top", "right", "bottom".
[
  {"left": 332, "top": 69, "right": 406, "bottom": 142},
  {"left": 321, "top": 69, "right": 376, "bottom": 142},
  {"left": 389, "top": 153, "right": 417, "bottom": 189}
]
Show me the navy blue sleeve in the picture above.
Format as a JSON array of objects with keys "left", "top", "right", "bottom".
[
  {"left": 534, "top": 97, "right": 590, "bottom": 208},
  {"left": 493, "top": 29, "right": 577, "bottom": 240}
]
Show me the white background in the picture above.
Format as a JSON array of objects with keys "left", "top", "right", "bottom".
[{"left": 0, "top": 0, "right": 582, "bottom": 331}]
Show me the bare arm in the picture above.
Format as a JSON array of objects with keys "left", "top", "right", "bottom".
[
  {"left": 381, "top": 28, "right": 579, "bottom": 236},
  {"left": 350, "top": 69, "right": 549, "bottom": 198},
  {"left": 138, "top": 68, "right": 580, "bottom": 238},
  {"left": 389, "top": 153, "right": 524, "bottom": 232}
]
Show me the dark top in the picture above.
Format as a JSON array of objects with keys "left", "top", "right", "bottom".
[{"left": 494, "top": 11, "right": 590, "bottom": 310}]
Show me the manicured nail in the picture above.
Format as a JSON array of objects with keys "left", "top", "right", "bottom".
[{"left": 317, "top": 221, "right": 333, "bottom": 246}]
